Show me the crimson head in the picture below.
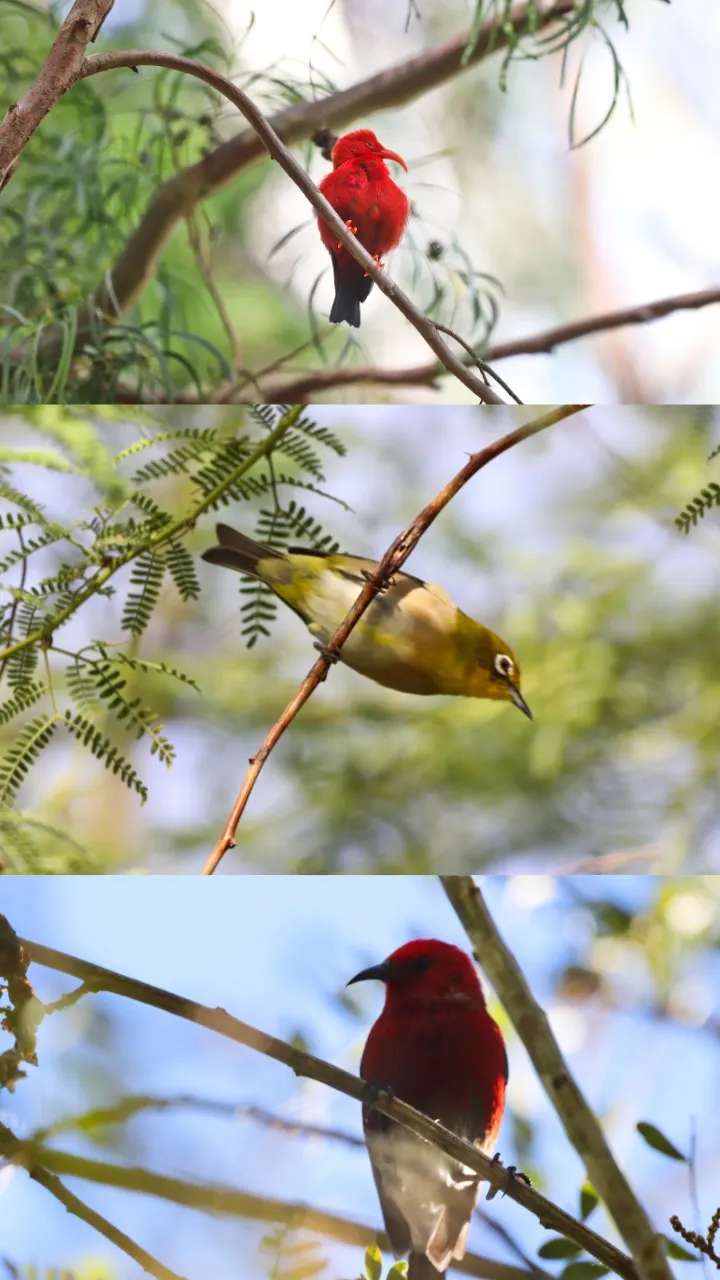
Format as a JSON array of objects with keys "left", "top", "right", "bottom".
[
  {"left": 347, "top": 938, "right": 488, "bottom": 1011},
  {"left": 331, "top": 128, "right": 408, "bottom": 172}
]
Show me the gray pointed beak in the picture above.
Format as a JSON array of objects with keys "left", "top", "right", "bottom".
[
  {"left": 347, "top": 961, "right": 391, "bottom": 987},
  {"left": 510, "top": 687, "right": 533, "bottom": 720}
]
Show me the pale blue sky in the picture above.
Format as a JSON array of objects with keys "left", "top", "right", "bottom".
[{"left": 1, "top": 876, "right": 718, "bottom": 1279}]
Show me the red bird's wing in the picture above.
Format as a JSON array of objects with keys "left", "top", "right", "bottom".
[{"left": 361, "top": 1003, "right": 507, "bottom": 1268}]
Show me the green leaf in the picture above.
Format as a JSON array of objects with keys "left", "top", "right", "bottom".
[
  {"left": 364, "top": 1243, "right": 382, "bottom": 1280},
  {"left": 386, "top": 1265, "right": 408, "bottom": 1280},
  {"left": 580, "top": 1184, "right": 599, "bottom": 1220},
  {"left": 636, "top": 1122, "right": 687, "bottom": 1161},
  {"left": 663, "top": 1237, "right": 701, "bottom": 1262},
  {"left": 539, "top": 1239, "right": 583, "bottom": 1260},
  {"left": 560, "top": 1263, "right": 609, "bottom": 1280}
]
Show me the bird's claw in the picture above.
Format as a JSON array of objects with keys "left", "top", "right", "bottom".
[
  {"left": 336, "top": 220, "right": 358, "bottom": 249},
  {"left": 313, "top": 640, "right": 340, "bottom": 678},
  {"left": 362, "top": 1079, "right": 396, "bottom": 1112},
  {"left": 360, "top": 569, "right": 394, "bottom": 593},
  {"left": 486, "top": 1153, "right": 532, "bottom": 1200},
  {"left": 363, "top": 253, "right": 386, "bottom": 277}
]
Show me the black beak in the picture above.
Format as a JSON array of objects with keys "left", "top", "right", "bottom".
[
  {"left": 510, "top": 687, "right": 533, "bottom": 720},
  {"left": 347, "top": 961, "right": 391, "bottom": 987}
]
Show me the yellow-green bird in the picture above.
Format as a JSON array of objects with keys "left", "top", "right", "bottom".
[{"left": 201, "top": 523, "right": 532, "bottom": 717}]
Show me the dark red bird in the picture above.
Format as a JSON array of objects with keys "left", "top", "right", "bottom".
[
  {"left": 317, "top": 128, "right": 410, "bottom": 327},
  {"left": 348, "top": 939, "right": 507, "bottom": 1280}
]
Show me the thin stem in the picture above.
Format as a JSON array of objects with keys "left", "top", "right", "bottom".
[
  {"left": 17, "top": 928, "right": 642, "bottom": 1280},
  {"left": 441, "top": 876, "right": 673, "bottom": 1280},
  {"left": 202, "top": 404, "right": 588, "bottom": 874}
]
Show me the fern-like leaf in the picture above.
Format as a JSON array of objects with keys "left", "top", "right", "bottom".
[
  {"left": 66, "top": 661, "right": 176, "bottom": 765},
  {"left": 675, "top": 482, "right": 720, "bottom": 534},
  {"left": 121, "top": 550, "right": 166, "bottom": 635},
  {"left": 0, "top": 680, "right": 46, "bottom": 725},
  {"left": 165, "top": 539, "right": 201, "bottom": 601},
  {"left": 62, "top": 711, "right": 148, "bottom": 801},
  {"left": 0, "top": 713, "right": 58, "bottom": 804}
]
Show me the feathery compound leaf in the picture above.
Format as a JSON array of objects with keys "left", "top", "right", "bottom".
[
  {"left": 112, "top": 652, "right": 201, "bottom": 693},
  {"left": 675, "top": 482, "right": 720, "bottom": 533},
  {"left": 0, "top": 680, "right": 46, "bottom": 725},
  {"left": 121, "top": 549, "right": 166, "bottom": 636},
  {"left": 62, "top": 711, "right": 148, "bottom": 801},
  {"left": 0, "top": 713, "right": 58, "bottom": 804},
  {"left": 65, "top": 661, "right": 176, "bottom": 765},
  {"left": 115, "top": 426, "right": 221, "bottom": 463},
  {"left": 165, "top": 539, "right": 201, "bottom": 601},
  {"left": 0, "top": 473, "right": 49, "bottom": 525}
]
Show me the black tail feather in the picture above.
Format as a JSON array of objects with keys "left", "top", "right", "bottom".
[{"left": 328, "top": 253, "right": 373, "bottom": 327}]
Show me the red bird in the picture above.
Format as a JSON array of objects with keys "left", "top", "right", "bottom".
[
  {"left": 317, "top": 128, "right": 410, "bottom": 328},
  {"left": 348, "top": 939, "right": 507, "bottom": 1280}
]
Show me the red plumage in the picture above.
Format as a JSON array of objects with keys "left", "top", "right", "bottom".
[
  {"left": 348, "top": 939, "right": 507, "bottom": 1279},
  {"left": 317, "top": 128, "right": 410, "bottom": 327}
]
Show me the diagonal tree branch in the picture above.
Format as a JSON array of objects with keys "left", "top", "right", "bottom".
[
  {"left": 17, "top": 925, "right": 642, "bottom": 1280},
  {"left": 239, "top": 284, "right": 720, "bottom": 404},
  {"left": 74, "top": 50, "right": 506, "bottom": 403},
  {"left": 0, "top": 0, "right": 114, "bottom": 188},
  {"left": 23, "top": 1144, "right": 545, "bottom": 1280},
  {"left": 2, "top": 0, "right": 571, "bottom": 350},
  {"left": 0, "top": 1119, "right": 185, "bottom": 1280},
  {"left": 201, "top": 404, "right": 587, "bottom": 874},
  {"left": 441, "top": 876, "right": 673, "bottom": 1280}
]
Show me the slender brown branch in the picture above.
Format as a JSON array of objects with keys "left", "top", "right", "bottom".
[
  {"left": 4, "top": 0, "right": 570, "bottom": 356},
  {"left": 247, "top": 284, "right": 720, "bottom": 403},
  {"left": 0, "top": 0, "right": 114, "bottom": 187},
  {"left": 22, "top": 1144, "right": 541, "bottom": 1280},
  {"left": 19, "top": 929, "right": 642, "bottom": 1280},
  {"left": 441, "top": 877, "right": 673, "bottom": 1280},
  {"left": 75, "top": 50, "right": 506, "bottom": 403},
  {"left": 0, "top": 1120, "right": 185, "bottom": 1280},
  {"left": 202, "top": 404, "right": 588, "bottom": 874}
]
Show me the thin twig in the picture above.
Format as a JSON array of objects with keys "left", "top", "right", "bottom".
[
  {"left": 76, "top": 50, "right": 508, "bottom": 404},
  {"left": 0, "top": 1120, "right": 185, "bottom": 1280},
  {"left": 246, "top": 284, "right": 720, "bottom": 404},
  {"left": 18, "top": 929, "right": 643, "bottom": 1280},
  {"left": 16, "top": 1143, "right": 542, "bottom": 1280},
  {"left": 441, "top": 876, "right": 673, "bottom": 1280},
  {"left": 2, "top": 0, "right": 572, "bottom": 366},
  {"left": 202, "top": 404, "right": 587, "bottom": 874}
]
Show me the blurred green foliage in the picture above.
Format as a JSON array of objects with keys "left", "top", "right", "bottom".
[
  {"left": 0, "top": 404, "right": 718, "bottom": 873},
  {"left": 0, "top": 0, "right": 652, "bottom": 404}
]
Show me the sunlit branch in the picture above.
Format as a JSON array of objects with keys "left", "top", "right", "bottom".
[
  {"left": 441, "top": 876, "right": 673, "bottom": 1280},
  {"left": 0, "top": 1120, "right": 185, "bottom": 1280},
  {"left": 23, "top": 1144, "right": 543, "bottom": 1280},
  {"left": 202, "top": 405, "right": 587, "bottom": 874},
  {"left": 18, "top": 926, "right": 642, "bottom": 1280}
]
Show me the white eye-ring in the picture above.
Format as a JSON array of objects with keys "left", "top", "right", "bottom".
[{"left": 494, "top": 653, "right": 514, "bottom": 679}]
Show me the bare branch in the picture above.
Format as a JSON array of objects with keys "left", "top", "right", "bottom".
[
  {"left": 73, "top": 50, "right": 506, "bottom": 403},
  {"left": 0, "top": 0, "right": 114, "bottom": 187},
  {"left": 245, "top": 284, "right": 720, "bottom": 404},
  {"left": 4, "top": 0, "right": 570, "bottom": 358},
  {"left": 24, "top": 1143, "right": 544, "bottom": 1280},
  {"left": 18, "top": 927, "right": 643, "bottom": 1280},
  {"left": 202, "top": 404, "right": 587, "bottom": 874},
  {"left": 441, "top": 876, "right": 673, "bottom": 1280},
  {"left": 0, "top": 1119, "right": 185, "bottom": 1280}
]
